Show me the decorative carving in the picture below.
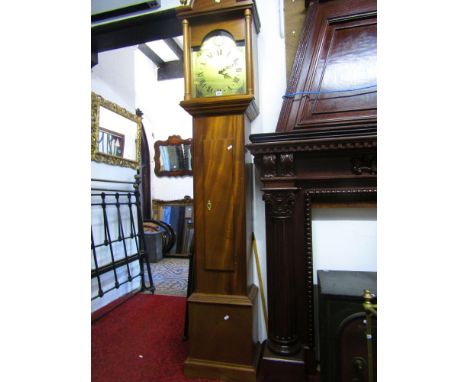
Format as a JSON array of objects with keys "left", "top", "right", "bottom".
[
  {"left": 262, "top": 154, "right": 277, "bottom": 178},
  {"left": 351, "top": 154, "right": 377, "bottom": 175},
  {"left": 304, "top": 192, "right": 314, "bottom": 348},
  {"left": 263, "top": 191, "right": 297, "bottom": 219},
  {"left": 247, "top": 138, "right": 377, "bottom": 155},
  {"left": 307, "top": 187, "right": 376, "bottom": 195},
  {"left": 278, "top": 153, "right": 295, "bottom": 177}
]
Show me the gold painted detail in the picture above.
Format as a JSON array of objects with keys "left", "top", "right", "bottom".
[
  {"left": 91, "top": 92, "right": 142, "bottom": 169},
  {"left": 207, "top": 200, "right": 212, "bottom": 211}
]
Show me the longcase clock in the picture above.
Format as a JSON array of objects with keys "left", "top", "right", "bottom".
[{"left": 176, "top": 1, "right": 261, "bottom": 381}]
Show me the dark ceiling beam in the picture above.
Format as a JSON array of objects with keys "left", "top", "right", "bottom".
[
  {"left": 138, "top": 43, "right": 183, "bottom": 81},
  {"left": 138, "top": 44, "right": 165, "bottom": 67},
  {"left": 91, "top": 0, "right": 161, "bottom": 23},
  {"left": 92, "top": 8, "right": 182, "bottom": 54},
  {"left": 157, "top": 60, "right": 183, "bottom": 81},
  {"left": 163, "top": 38, "right": 183, "bottom": 60},
  {"left": 91, "top": 51, "right": 99, "bottom": 68}
]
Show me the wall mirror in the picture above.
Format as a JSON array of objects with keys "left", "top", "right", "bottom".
[
  {"left": 154, "top": 135, "right": 192, "bottom": 177},
  {"left": 152, "top": 196, "right": 194, "bottom": 256},
  {"left": 91, "top": 92, "right": 142, "bottom": 169}
]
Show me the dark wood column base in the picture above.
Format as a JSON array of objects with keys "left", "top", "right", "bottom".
[{"left": 258, "top": 341, "right": 306, "bottom": 382}]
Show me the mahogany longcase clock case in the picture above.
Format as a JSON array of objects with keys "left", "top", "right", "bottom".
[{"left": 176, "top": 1, "right": 261, "bottom": 381}]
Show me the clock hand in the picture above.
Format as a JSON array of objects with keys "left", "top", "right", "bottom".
[{"left": 218, "top": 68, "right": 232, "bottom": 79}]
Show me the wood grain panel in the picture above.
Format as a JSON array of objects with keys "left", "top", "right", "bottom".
[
  {"left": 297, "top": 16, "right": 376, "bottom": 127},
  {"left": 276, "top": 0, "right": 377, "bottom": 133},
  {"left": 188, "top": 302, "right": 253, "bottom": 364},
  {"left": 202, "top": 138, "right": 235, "bottom": 271},
  {"left": 193, "top": 114, "right": 247, "bottom": 295},
  {"left": 190, "top": 17, "right": 245, "bottom": 46}
]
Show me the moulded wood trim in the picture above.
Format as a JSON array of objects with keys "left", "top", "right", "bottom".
[
  {"left": 247, "top": 134, "right": 376, "bottom": 155},
  {"left": 189, "top": 284, "right": 258, "bottom": 306},
  {"left": 177, "top": 0, "right": 261, "bottom": 33},
  {"left": 180, "top": 94, "right": 259, "bottom": 120}
]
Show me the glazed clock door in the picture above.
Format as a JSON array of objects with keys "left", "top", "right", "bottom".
[{"left": 191, "top": 30, "right": 247, "bottom": 98}]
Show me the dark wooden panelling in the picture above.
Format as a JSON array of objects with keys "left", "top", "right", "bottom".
[
  {"left": 296, "top": 15, "right": 376, "bottom": 128},
  {"left": 277, "top": 0, "right": 377, "bottom": 133},
  {"left": 247, "top": 125, "right": 376, "bottom": 380}
]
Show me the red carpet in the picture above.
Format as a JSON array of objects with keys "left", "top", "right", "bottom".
[{"left": 92, "top": 294, "right": 216, "bottom": 382}]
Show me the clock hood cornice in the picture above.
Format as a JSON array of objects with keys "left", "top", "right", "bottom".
[{"left": 177, "top": 0, "right": 260, "bottom": 33}]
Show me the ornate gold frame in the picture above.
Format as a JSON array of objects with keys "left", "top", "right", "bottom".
[
  {"left": 154, "top": 135, "right": 193, "bottom": 177},
  {"left": 91, "top": 92, "right": 142, "bottom": 169},
  {"left": 152, "top": 196, "right": 193, "bottom": 220}
]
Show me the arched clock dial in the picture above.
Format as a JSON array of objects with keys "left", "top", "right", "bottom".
[{"left": 191, "top": 30, "right": 246, "bottom": 98}]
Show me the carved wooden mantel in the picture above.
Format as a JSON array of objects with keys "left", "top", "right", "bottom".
[
  {"left": 252, "top": 0, "right": 377, "bottom": 379},
  {"left": 246, "top": 128, "right": 376, "bottom": 379}
]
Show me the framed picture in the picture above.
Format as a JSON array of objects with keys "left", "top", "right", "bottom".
[
  {"left": 98, "top": 127, "right": 125, "bottom": 158},
  {"left": 91, "top": 92, "right": 142, "bottom": 169}
]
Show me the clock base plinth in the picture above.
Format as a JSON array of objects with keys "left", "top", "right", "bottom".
[
  {"left": 184, "top": 356, "right": 258, "bottom": 382},
  {"left": 184, "top": 286, "right": 259, "bottom": 381}
]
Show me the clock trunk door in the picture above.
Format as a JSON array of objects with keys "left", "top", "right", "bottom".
[
  {"left": 202, "top": 137, "right": 235, "bottom": 271},
  {"left": 194, "top": 115, "right": 246, "bottom": 286}
]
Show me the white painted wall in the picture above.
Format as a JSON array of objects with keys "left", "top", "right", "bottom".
[
  {"left": 311, "top": 208, "right": 377, "bottom": 284},
  {"left": 134, "top": 50, "right": 193, "bottom": 201},
  {"left": 91, "top": 46, "right": 136, "bottom": 111},
  {"left": 249, "top": 0, "right": 288, "bottom": 342},
  {"left": 91, "top": 48, "right": 141, "bottom": 312}
]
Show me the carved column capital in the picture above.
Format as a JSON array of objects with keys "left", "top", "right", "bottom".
[{"left": 263, "top": 190, "right": 297, "bottom": 219}]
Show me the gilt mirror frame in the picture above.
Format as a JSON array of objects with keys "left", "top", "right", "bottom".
[
  {"left": 91, "top": 92, "right": 142, "bottom": 169},
  {"left": 152, "top": 195, "right": 194, "bottom": 218},
  {"left": 154, "top": 135, "right": 193, "bottom": 177}
]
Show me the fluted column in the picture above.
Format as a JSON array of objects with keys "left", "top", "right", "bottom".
[{"left": 263, "top": 189, "right": 301, "bottom": 356}]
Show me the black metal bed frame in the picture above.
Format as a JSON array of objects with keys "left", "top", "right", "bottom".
[{"left": 91, "top": 175, "right": 154, "bottom": 301}]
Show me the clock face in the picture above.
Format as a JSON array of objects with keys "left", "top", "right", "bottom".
[{"left": 192, "top": 31, "right": 246, "bottom": 98}]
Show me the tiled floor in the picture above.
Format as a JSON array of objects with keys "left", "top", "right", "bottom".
[{"left": 149, "top": 257, "right": 189, "bottom": 297}]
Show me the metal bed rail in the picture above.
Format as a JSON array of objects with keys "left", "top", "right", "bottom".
[{"left": 91, "top": 174, "right": 154, "bottom": 301}]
